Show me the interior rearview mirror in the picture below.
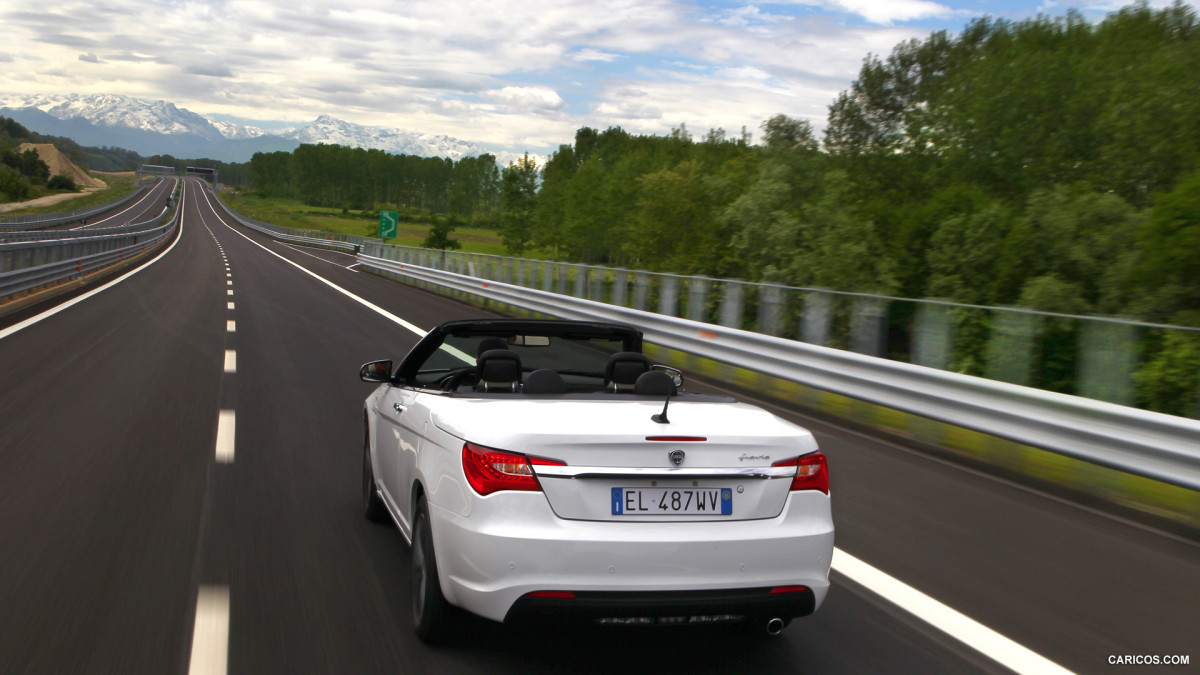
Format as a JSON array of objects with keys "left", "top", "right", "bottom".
[
  {"left": 359, "top": 360, "right": 393, "bottom": 383},
  {"left": 508, "top": 335, "right": 550, "bottom": 347}
]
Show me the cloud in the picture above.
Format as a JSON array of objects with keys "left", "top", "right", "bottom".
[
  {"left": 78, "top": 53, "right": 103, "bottom": 64},
  {"left": 485, "top": 86, "right": 567, "bottom": 112},
  {"left": 182, "top": 64, "right": 235, "bottom": 78},
  {"left": 788, "top": 0, "right": 955, "bottom": 24}
]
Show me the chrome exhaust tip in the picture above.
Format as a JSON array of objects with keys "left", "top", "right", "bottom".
[{"left": 765, "top": 618, "right": 785, "bottom": 636}]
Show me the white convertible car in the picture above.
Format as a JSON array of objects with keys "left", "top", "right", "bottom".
[{"left": 359, "top": 319, "right": 833, "bottom": 642}]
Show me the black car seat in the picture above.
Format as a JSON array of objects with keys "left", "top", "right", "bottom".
[
  {"left": 523, "top": 369, "right": 566, "bottom": 394},
  {"left": 604, "top": 352, "right": 650, "bottom": 392},
  {"left": 476, "top": 350, "right": 522, "bottom": 392},
  {"left": 634, "top": 370, "right": 676, "bottom": 396}
]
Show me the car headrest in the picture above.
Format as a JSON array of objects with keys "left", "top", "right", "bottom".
[
  {"left": 604, "top": 352, "right": 650, "bottom": 391},
  {"left": 476, "top": 337, "right": 509, "bottom": 358},
  {"left": 634, "top": 370, "right": 676, "bottom": 396},
  {"left": 476, "top": 349, "right": 521, "bottom": 391},
  {"left": 523, "top": 369, "right": 566, "bottom": 394}
]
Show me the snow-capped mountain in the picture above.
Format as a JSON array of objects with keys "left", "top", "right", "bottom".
[
  {"left": 0, "top": 93, "right": 224, "bottom": 140},
  {"left": 211, "top": 120, "right": 269, "bottom": 140},
  {"left": 280, "top": 115, "right": 485, "bottom": 160},
  {"left": 0, "top": 93, "right": 489, "bottom": 163}
]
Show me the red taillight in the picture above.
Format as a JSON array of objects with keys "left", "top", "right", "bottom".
[
  {"left": 772, "top": 452, "right": 829, "bottom": 494},
  {"left": 644, "top": 436, "right": 707, "bottom": 442},
  {"left": 525, "top": 590, "right": 576, "bottom": 599},
  {"left": 461, "top": 442, "right": 564, "bottom": 496},
  {"left": 770, "top": 585, "right": 811, "bottom": 594}
]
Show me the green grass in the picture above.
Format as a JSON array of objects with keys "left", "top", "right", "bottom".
[
  {"left": 4, "top": 173, "right": 142, "bottom": 215},
  {"left": 218, "top": 191, "right": 514, "bottom": 256}
]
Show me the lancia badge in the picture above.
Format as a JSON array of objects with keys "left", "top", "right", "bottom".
[{"left": 668, "top": 449, "right": 685, "bottom": 466}]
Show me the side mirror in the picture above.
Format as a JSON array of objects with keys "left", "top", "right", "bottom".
[
  {"left": 359, "top": 360, "right": 393, "bottom": 383},
  {"left": 651, "top": 365, "right": 684, "bottom": 388}
]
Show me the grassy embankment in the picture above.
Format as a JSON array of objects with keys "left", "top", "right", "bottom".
[
  {"left": 219, "top": 191, "right": 511, "bottom": 256},
  {"left": 5, "top": 173, "right": 141, "bottom": 215}
]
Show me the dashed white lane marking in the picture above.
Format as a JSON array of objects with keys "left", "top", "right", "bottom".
[
  {"left": 226, "top": 280, "right": 232, "bottom": 286},
  {"left": 832, "top": 550, "right": 1073, "bottom": 674},
  {"left": 214, "top": 410, "right": 235, "bottom": 463},
  {"left": 227, "top": 290, "right": 233, "bottom": 296},
  {"left": 0, "top": 183, "right": 187, "bottom": 342},
  {"left": 223, "top": 350, "right": 236, "bottom": 373},
  {"left": 187, "top": 585, "right": 229, "bottom": 675},
  {"left": 226, "top": 320, "right": 235, "bottom": 332},
  {"left": 226, "top": 302, "right": 235, "bottom": 310}
]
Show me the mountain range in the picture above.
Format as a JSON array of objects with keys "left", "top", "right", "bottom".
[{"left": 0, "top": 93, "right": 488, "bottom": 163}]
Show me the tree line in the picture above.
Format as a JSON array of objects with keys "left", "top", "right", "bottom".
[{"left": 247, "top": 145, "right": 500, "bottom": 226}]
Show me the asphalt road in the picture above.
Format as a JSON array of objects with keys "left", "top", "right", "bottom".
[
  {"left": 1, "top": 178, "right": 1196, "bottom": 674},
  {"left": 37, "top": 175, "right": 176, "bottom": 232}
]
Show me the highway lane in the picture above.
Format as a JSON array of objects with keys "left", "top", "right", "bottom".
[{"left": 0, "top": 177, "right": 1195, "bottom": 673}]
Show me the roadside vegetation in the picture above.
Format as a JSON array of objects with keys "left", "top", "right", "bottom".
[
  {"left": 4, "top": 173, "right": 141, "bottom": 215},
  {"left": 218, "top": 190, "right": 510, "bottom": 255}
]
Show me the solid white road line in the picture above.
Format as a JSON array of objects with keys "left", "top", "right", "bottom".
[
  {"left": 0, "top": 183, "right": 187, "bottom": 342},
  {"left": 223, "top": 350, "right": 236, "bottom": 374},
  {"left": 215, "top": 410, "right": 235, "bottom": 463},
  {"left": 832, "top": 550, "right": 1073, "bottom": 674},
  {"left": 278, "top": 242, "right": 359, "bottom": 271},
  {"left": 69, "top": 176, "right": 172, "bottom": 230},
  {"left": 187, "top": 585, "right": 229, "bottom": 675},
  {"left": 198, "top": 187, "right": 1073, "bottom": 672}
]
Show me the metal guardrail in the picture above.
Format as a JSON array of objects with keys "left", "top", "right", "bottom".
[
  {"left": 0, "top": 204, "right": 180, "bottom": 302},
  {"left": 205, "top": 195, "right": 1200, "bottom": 491},
  {"left": 0, "top": 184, "right": 152, "bottom": 230},
  {"left": 0, "top": 207, "right": 170, "bottom": 243},
  {"left": 209, "top": 200, "right": 374, "bottom": 253},
  {"left": 353, "top": 253, "right": 1200, "bottom": 492}
]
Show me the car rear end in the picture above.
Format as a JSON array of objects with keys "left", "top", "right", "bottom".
[{"left": 425, "top": 398, "right": 834, "bottom": 632}]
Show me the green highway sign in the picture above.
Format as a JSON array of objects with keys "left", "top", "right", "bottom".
[{"left": 379, "top": 211, "right": 398, "bottom": 239}]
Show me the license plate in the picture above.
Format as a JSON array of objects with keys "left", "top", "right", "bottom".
[{"left": 611, "top": 487, "right": 732, "bottom": 516}]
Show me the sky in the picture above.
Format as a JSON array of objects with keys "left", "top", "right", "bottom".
[{"left": 0, "top": 0, "right": 1190, "bottom": 157}]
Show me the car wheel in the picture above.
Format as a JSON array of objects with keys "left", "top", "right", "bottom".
[
  {"left": 411, "top": 497, "right": 454, "bottom": 643},
  {"left": 363, "top": 427, "right": 388, "bottom": 523}
]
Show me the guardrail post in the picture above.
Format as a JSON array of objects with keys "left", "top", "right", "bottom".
[
  {"left": 539, "top": 262, "right": 552, "bottom": 292},
  {"left": 515, "top": 259, "right": 526, "bottom": 286},
  {"left": 851, "top": 296, "right": 889, "bottom": 357},
  {"left": 913, "top": 302, "right": 954, "bottom": 369},
  {"left": 756, "top": 285, "right": 783, "bottom": 336},
  {"left": 687, "top": 277, "right": 709, "bottom": 323},
  {"left": 718, "top": 281, "right": 743, "bottom": 329},
  {"left": 987, "top": 309, "right": 1039, "bottom": 386},
  {"left": 572, "top": 266, "right": 586, "bottom": 298},
  {"left": 612, "top": 270, "right": 628, "bottom": 307},
  {"left": 589, "top": 267, "right": 605, "bottom": 302},
  {"left": 802, "top": 290, "right": 831, "bottom": 346},
  {"left": 659, "top": 276, "right": 678, "bottom": 317},
  {"left": 632, "top": 272, "right": 649, "bottom": 311},
  {"left": 556, "top": 264, "right": 568, "bottom": 295},
  {"left": 1078, "top": 319, "right": 1136, "bottom": 405}
]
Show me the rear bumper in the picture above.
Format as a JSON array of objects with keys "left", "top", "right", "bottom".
[
  {"left": 428, "top": 491, "right": 834, "bottom": 624},
  {"left": 504, "top": 586, "right": 816, "bottom": 626}
]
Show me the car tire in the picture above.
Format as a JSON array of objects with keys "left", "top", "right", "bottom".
[
  {"left": 412, "top": 497, "right": 454, "bottom": 643},
  {"left": 363, "top": 427, "right": 388, "bottom": 523}
]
